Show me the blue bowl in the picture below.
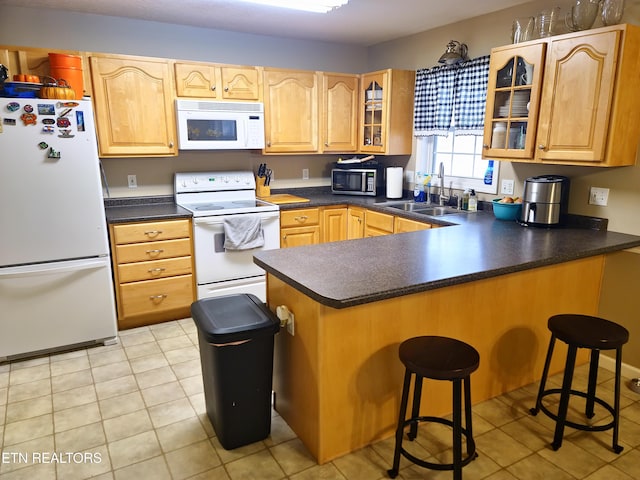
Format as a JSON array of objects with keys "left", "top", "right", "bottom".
[{"left": 492, "top": 199, "right": 522, "bottom": 221}]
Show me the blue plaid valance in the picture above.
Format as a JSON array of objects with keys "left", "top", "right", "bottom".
[{"left": 414, "top": 55, "right": 490, "bottom": 137}]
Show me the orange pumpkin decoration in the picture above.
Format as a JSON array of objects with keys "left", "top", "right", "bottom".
[{"left": 38, "top": 77, "right": 75, "bottom": 100}]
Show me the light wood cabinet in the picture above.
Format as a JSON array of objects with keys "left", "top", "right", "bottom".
[
  {"left": 322, "top": 73, "right": 359, "bottom": 152},
  {"left": 321, "top": 206, "right": 348, "bottom": 243},
  {"left": 394, "top": 216, "right": 434, "bottom": 233},
  {"left": 280, "top": 208, "right": 321, "bottom": 248},
  {"left": 263, "top": 68, "right": 320, "bottom": 153},
  {"left": 90, "top": 54, "right": 177, "bottom": 157},
  {"left": 0, "top": 45, "right": 92, "bottom": 97},
  {"left": 347, "top": 206, "right": 365, "bottom": 240},
  {"left": 175, "top": 62, "right": 262, "bottom": 100},
  {"left": 359, "top": 69, "right": 415, "bottom": 155},
  {"left": 109, "top": 219, "right": 195, "bottom": 329},
  {"left": 483, "top": 24, "right": 640, "bottom": 167},
  {"left": 364, "top": 209, "right": 395, "bottom": 237}
]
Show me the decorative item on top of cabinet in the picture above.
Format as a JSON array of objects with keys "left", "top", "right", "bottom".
[
  {"left": 322, "top": 73, "right": 359, "bottom": 152},
  {"left": 280, "top": 208, "right": 321, "bottom": 247},
  {"left": 263, "top": 68, "right": 320, "bottom": 154},
  {"left": 109, "top": 219, "right": 195, "bottom": 329},
  {"left": 175, "top": 62, "right": 262, "bottom": 101},
  {"left": 359, "top": 69, "right": 415, "bottom": 155},
  {"left": 0, "top": 45, "right": 92, "bottom": 97},
  {"left": 90, "top": 54, "right": 177, "bottom": 157},
  {"left": 483, "top": 24, "right": 640, "bottom": 167}
]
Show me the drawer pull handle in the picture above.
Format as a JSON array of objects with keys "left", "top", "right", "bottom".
[
  {"left": 146, "top": 249, "right": 164, "bottom": 256},
  {"left": 144, "top": 230, "right": 163, "bottom": 237},
  {"left": 148, "top": 267, "right": 166, "bottom": 274},
  {"left": 149, "top": 294, "right": 167, "bottom": 302},
  {"left": 295, "top": 216, "right": 308, "bottom": 222}
]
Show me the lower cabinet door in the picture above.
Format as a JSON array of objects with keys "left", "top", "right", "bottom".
[{"left": 119, "top": 275, "right": 193, "bottom": 319}]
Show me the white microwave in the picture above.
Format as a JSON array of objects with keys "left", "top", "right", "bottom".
[{"left": 176, "top": 100, "right": 265, "bottom": 150}]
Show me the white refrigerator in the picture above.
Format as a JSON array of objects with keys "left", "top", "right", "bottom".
[{"left": 0, "top": 98, "right": 117, "bottom": 360}]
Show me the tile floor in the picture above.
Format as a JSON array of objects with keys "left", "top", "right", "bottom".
[{"left": 1, "top": 318, "right": 640, "bottom": 479}]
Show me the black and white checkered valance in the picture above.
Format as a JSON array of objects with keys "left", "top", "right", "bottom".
[{"left": 414, "top": 55, "right": 490, "bottom": 137}]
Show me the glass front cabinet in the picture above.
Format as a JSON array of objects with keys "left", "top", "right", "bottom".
[
  {"left": 360, "top": 71, "right": 387, "bottom": 152},
  {"left": 482, "top": 43, "right": 546, "bottom": 161}
]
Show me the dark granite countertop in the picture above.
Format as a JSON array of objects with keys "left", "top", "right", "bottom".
[
  {"left": 104, "top": 196, "right": 192, "bottom": 224},
  {"left": 254, "top": 187, "right": 640, "bottom": 309}
]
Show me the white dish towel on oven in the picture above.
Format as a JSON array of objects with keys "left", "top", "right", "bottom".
[{"left": 223, "top": 216, "right": 265, "bottom": 250}]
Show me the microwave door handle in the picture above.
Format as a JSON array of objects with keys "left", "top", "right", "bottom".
[
  {"left": 361, "top": 172, "right": 367, "bottom": 192},
  {"left": 241, "top": 119, "right": 248, "bottom": 148}
]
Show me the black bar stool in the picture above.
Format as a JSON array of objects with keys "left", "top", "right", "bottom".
[
  {"left": 530, "top": 314, "right": 629, "bottom": 453},
  {"left": 388, "top": 336, "right": 479, "bottom": 480}
]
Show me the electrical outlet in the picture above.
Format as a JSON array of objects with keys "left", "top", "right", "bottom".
[
  {"left": 127, "top": 175, "right": 137, "bottom": 188},
  {"left": 287, "top": 312, "right": 295, "bottom": 336},
  {"left": 589, "top": 187, "right": 609, "bottom": 206},
  {"left": 302, "top": 168, "right": 309, "bottom": 180},
  {"left": 501, "top": 179, "right": 515, "bottom": 195}
]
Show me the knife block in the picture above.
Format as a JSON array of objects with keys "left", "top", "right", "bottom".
[{"left": 256, "top": 177, "right": 270, "bottom": 197}]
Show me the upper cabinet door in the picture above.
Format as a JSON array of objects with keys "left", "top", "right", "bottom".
[
  {"left": 90, "top": 54, "right": 177, "bottom": 157},
  {"left": 483, "top": 43, "right": 546, "bottom": 160},
  {"left": 219, "top": 66, "right": 262, "bottom": 101},
  {"left": 175, "top": 62, "right": 219, "bottom": 98},
  {"left": 263, "top": 69, "right": 320, "bottom": 153},
  {"left": 536, "top": 31, "right": 619, "bottom": 163},
  {"left": 322, "top": 73, "right": 359, "bottom": 152}
]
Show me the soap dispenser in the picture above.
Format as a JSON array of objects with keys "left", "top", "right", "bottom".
[{"left": 468, "top": 189, "right": 477, "bottom": 212}]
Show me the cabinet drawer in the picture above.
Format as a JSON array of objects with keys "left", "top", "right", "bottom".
[
  {"left": 117, "top": 256, "right": 192, "bottom": 283},
  {"left": 119, "top": 275, "right": 194, "bottom": 318},
  {"left": 115, "top": 238, "right": 192, "bottom": 264},
  {"left": 366, "top": 210, "right": 394, "bottom": 233},
  {"left": 280, "top": 208, "right": 320, "bottom": 227},
  {"left": 113, "top": 219, "right": 191, "bottom": 245}
]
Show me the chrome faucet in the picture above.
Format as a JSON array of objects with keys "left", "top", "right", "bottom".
[{"left": 437, "top": 162, "right": 449, "bottom": 206}]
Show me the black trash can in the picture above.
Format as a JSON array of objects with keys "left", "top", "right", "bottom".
[{"left": 191, "top": 294, "right": 280, "bottom": 450}]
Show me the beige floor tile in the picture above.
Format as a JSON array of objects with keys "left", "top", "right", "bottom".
[
  {"left": 269, "top": 438, "right": 317, "bottom": 476},
  {"left": 157, "top": 335, "right": 193, "bottom": 353},
  {"left": 171, "top": 358, "right": 201, "bottom": 380},
  {"left": 189, "top": 392, "right": 207, "bottom": 415},
  {"left": 156, "top": 415, "right": 208, "bottom": 452},
  {"left": 289, "top": 463, "right": 347, "bottom": 480},
  {"left": 7, "top": 378, "right": 51, "bottom": 403},
  {"left": 539, "top": 439, "right": 607, "bottom": 478},
  {"left": 135, "top": 365, "right": 177, "bottom": 390},
  {"left": 9, "top": 364, "right": 50, "bottom": 386},
  {"left": 151, "top": 321, "right": 188, "bottom": 338},
  {"left": 49, "top": 348, "right": 88, "bottom": 363},
  {"left": 103, "top": 409, "right": 153, "bottom": 442},
  {"left": 3, "top": 414, "right": 53, "bottom": 446},
  {"left": 49, "top": 356, "right": 90, "bottom": 377},
  {"left": 54, "top": 421, "right": 106, "bottom": 452},
  {"left": 0, "top": 387, "right": 7, "bottom": 407},
  {"left": 140, "top": 380, "right": 186, "bottom": 407},
  {"left": 499, "top": 416, "right": 554, "bottom": 452},
  {"left": 53, "top": 402, "right": 101, "bottom": 432},
  {"left": 224, "top": 448, "right": 284, "bottom": 480},
  {"left": 9, "top": 356, "right": 48, "bottom": 370},
  {"left": 0, "top": 462, "right": 57, "bottom": 479},
  {"left": 264, "top": 414, "right": 297, "bottom": 447},
  {"left": 484, "top": 470, "right": 519, "bottom": 480},
  {"left": 92, "top": 361, "right": 133, "bottom": 384},
  {"left": 89, "top": 348, "right": 128, "bottom": 368},
  {"left": 0, "top": 370, "right": 10, "bottom": 388},
  {"left": 147, "top": 397, "right": 197, "bottom": 428},
  {"left": 5, "top": 394, "right": 52, "bottom": 423},
  {"left": 165, "top": 438, "right": 222, "bottom": 479},
  {"left": 54, "top": 444, "right": 111, "bottom": 480},
  {"left": 211, "top": 435, "right": 266, "bottom": 465},
  {"left": 51, "top": 368, "right": 93, "bottom": 393},
  {"left": 52, "top": 384, "right": 96, "bottom": 411},
  {"left": 506, "top": 453, "right": 576, "bottom": 480},
  {"left": 0, "top": 434, "right": 54, "bottom": 474},
  {"left": 112, "top": 455, "right": 172, "bottom": 480},
  {"left": 124, "top": 341, "right": 162, "bottom": 360},
  {"left": 475, "top": 396, "right": 526, "bottom": 428},
  {"left": 331, "top": 446, "right": 389, "bottom": 480},
  {"left": 584, "top": 464, "right": 636, "bottom": 479},
  {"left": 186, "top": 465, "right": 231, "bottom": 479},
  {"left": 163, "top": 345, "right": 200, "bottom": 365},
  {"left": 610, "top": 447, "right": 640, "bottom": 477},
  {"left": 476, "top": 428, "right": 533, "bottom": 468},
  {"left": 108, "top": 430, "right": 162, "bottom": 470},
  {"left": 129, "top": 353, "right": 169, "bottom": 374},
  {"left": 118, "top": 329, "right": 155, "bottom": 347},
  {"left": 94, "top": 375, "right": 139, "bottom": 401},
  {"left": 178, "top": 374, "right": 204, "bottom": 396},
  {"left": 99, "top": 391, "right": 146, "bottom": 420}
]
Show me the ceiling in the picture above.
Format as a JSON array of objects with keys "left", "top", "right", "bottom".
[{"left": 3, "top": 0, "right": 532, "bottom": 46}]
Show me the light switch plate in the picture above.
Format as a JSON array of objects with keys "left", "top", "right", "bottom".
[
  {"left": 501, "top": 179, "right": 514, "bottom": 195},
  {"left": 589, "top": 187, "right": 609, "bottom": 206}
]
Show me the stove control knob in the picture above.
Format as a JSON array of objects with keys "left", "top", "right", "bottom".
[{"left": 192, "top": 177, "right": 199, "bottom": 184}]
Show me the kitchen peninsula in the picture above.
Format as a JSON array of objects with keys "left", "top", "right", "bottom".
[{"left": 253, "top": 209, "right": 640, "bottom": 464}]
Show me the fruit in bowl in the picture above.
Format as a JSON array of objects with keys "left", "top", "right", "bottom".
[{"left": 492, "top": 197, "right": 522, "bottom": 221}]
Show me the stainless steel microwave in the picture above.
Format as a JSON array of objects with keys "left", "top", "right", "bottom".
[
  {"left": 331, "top": 168, "right": 380, "bottom": 196},
  {"left": 176, "top": 100, "right": 265, "bottom": 150}
]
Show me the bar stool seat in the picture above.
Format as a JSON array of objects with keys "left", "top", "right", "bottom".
[
  {"left": 388, "top": 336, "right": 479, "bottom": 480},
  {"left": 530, "top": 314, "right": 629, "bottom": 453}
]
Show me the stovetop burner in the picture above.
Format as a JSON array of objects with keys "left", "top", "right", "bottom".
[{"left": 192, "top": 204, "right": 224, "bottom": 211}]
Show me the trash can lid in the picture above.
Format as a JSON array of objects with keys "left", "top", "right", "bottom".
[{"left": 191, "top": 294, "right": 280, "bottom": 344}]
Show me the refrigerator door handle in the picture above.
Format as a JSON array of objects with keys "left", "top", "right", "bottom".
[{"left": 0, "top": 259, "right": 108, "bottom": 278}]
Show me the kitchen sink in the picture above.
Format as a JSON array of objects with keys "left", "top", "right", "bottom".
[{"left": 385, "top": 202, "right": 462, "bottom": 216}]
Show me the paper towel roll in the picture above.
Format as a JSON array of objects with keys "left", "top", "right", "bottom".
[{"left": 386, "top": 167, "right": 403, "bottom": 199}]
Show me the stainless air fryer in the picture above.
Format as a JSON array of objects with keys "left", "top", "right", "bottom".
[{"left": 519, "top": 175, "right": 570, "bottom": 226}]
